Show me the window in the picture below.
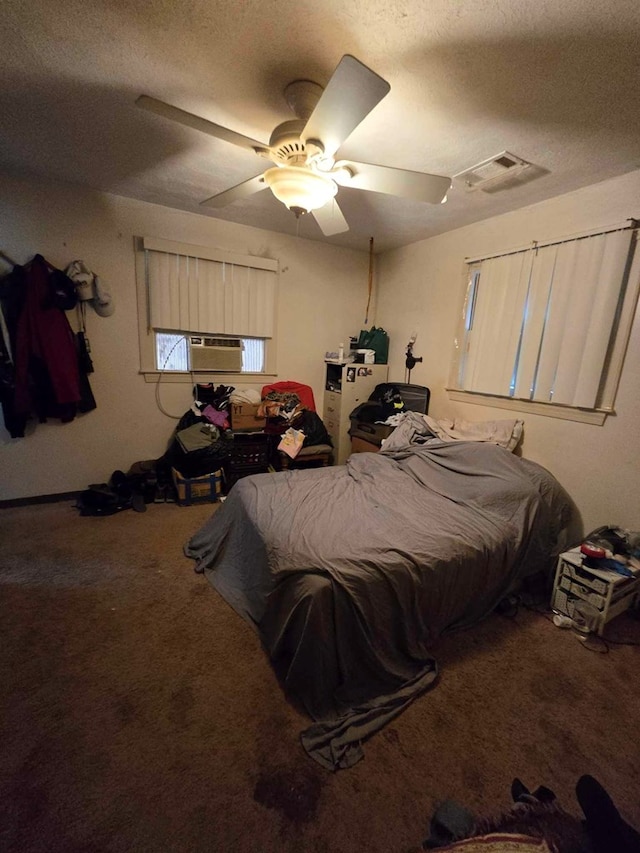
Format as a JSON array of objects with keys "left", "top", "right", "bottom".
[
  {"left": 155, "top": 331, "right": 264, "bottom": 372},
  {"left": 449, "top": 222, "right": 638, "bottom": 422},
  {"left": 136, "top": 237, "right": 278, "bottom": 378}
]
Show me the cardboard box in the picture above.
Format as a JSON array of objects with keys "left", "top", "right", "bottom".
[
  {"left": 230, "top": 402, "right": 266, "bottom": 431},
  {"left": 172, "top": 468, "right": 222, "bottom": 506}
]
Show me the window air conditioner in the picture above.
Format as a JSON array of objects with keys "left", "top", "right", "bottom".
[{"left": 189, "top": 336, "right": 243, "bottom": 372}]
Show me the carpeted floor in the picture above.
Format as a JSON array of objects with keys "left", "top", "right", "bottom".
[{"left": 1, "top": 500, "right": 639, "bottom": 852}]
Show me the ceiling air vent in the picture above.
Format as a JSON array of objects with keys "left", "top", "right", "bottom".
[{"left": 454, "top": 151, "right": 532, "bottom": 192}]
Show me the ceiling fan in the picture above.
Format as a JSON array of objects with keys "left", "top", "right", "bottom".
[{"left": 136, "top": 55, "right": 451, "bottom": 236}]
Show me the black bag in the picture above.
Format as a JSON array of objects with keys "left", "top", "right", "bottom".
[
  {"left": 292, "top": 410, "right": 333, "bottom": 447},
  {"left": 126, "top": 459, "right": 161, "bottom": 504},
  {"left": 193, "top": 383, "right": 234, "bottom": 410},
  {"left": 76, "top": 484, "right": 124, "bottom": 516},
  {"left": 76, "top": 469, "right": 147, "bottom": 516}
]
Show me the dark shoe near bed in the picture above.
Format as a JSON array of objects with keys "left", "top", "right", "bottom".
[
  {"left": 576, "top": 774, "right": 640, "bottom": 853},
  {"left": 131, "top": 491, "right": 147, "bottom": 512},
  {"left": 531, "top": 786, "right": 556, "bottom": 804},
  {"left": 512, "top": 778, "right": 531, "bottom": 802},
  {"left": 512, "top": 779, "right": 556, "bottom": 805}
]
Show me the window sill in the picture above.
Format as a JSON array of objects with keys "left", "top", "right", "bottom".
[
  {"left": 446, "top": 388, "right": 611, "bottom": 425},
  {"left": 142, "top": 370, "right": 278, "bottom": 384}
]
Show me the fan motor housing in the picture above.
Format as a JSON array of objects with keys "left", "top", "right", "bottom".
[{"left": 268, "top": 120, "right": 309, "bottom": 165}]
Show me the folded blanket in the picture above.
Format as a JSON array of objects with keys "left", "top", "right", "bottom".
[{"left": 176, "top": 422, "right": 219, "bottom": 453}]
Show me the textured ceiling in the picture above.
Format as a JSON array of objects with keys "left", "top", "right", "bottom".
[{"left": 1, "top": 0, "right": 639, "bottom": 253}]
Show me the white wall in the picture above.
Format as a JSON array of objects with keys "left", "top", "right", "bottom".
[
  {"left": 377, "top": 171, "right": 640, "bottom": 534},
  {"left": 0, "top": 171, "right": 370, "bottom": 500}
]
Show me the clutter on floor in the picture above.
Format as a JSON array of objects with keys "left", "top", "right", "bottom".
[{"left": 74, "top": 380, "right": 335, "bottom": 515}]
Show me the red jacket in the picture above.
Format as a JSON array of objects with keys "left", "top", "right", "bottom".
[{"left": 13, "top": 255, "right": 80, "bottom": 423}]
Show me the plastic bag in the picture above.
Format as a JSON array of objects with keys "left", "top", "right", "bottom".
[
  {"left": 357, "top": 327, "right": 389, "bottom": 364},
  {"left": 278, "top": 428, "right": 305, "bottom": 459}
]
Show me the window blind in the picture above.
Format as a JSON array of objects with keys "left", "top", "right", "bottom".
[
  {"left": 144, "top": 239, "right": 277, "bottom": 339},
  {"left": 531, "top": 230, "right": 632, "bottom": 407},
  {"left": 459, "top": 226, "right": 634, "bottom": 409},
  {"left": 463, "top": 250, "right": 533, "bottom": 396}
]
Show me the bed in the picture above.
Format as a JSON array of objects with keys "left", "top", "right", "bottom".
[{"left": 185, "top": 412, "right": 576, "bottom": 770}]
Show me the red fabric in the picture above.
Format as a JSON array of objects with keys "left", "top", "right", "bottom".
[
  {"left": 261, "top": 381, "right": 316, "bottom": 412},
  {"left": 14, "top": 255, "right": 81, "bottom": 417}
]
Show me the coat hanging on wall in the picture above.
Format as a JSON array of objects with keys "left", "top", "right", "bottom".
[{"left": 0, "top": 254, "right": 94, "bottom": 438}]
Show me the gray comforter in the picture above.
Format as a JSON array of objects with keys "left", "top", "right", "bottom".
[{"left": 185, "top": 414, "right": 575, "bottom": 769}]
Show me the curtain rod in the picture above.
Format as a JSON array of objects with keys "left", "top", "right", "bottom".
[{"left": 465, "top": 218, "right": 639, "bottom": 265}]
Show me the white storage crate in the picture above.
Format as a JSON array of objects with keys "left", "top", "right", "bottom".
[{"left": 552, "top": 549, "right": 640, "bottom": 635}]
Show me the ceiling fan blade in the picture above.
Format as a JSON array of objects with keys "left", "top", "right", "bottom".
[
  {"left": 136, "top": 95, "right": 268, "bottom": 153},
  {"left": 301, "top": 55, "right": 390, "bottom": 159},
  {"left": 200, "top": 174, "right": 267, "bottom": 208},
  {"left": 336, "top": 161, "right": 451, "bottom": 204},
  {"left": 311, "top": 199, "right": 349, "bottom": 236}
]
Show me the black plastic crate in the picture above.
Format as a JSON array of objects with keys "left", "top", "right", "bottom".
[{"left": 228, "top": 433, "right": 271, "bottom": 467}]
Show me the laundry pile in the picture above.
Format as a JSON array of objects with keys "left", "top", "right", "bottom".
[
  {"left": 260, "top": 388, "right": 332, "bottom": 454},
  {"left": 162, "top": 383, "right": 236, "bottom": 478}
]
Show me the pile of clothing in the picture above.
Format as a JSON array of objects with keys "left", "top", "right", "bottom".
[
  {"left": 259, "top": 388, "right": 332, "bottom": 459},
  {"left": 163, "top": 384, "right": 235, "bottom": 478},
  {"left": 259, "top": 390, "right": 331, "bottom": 445}
]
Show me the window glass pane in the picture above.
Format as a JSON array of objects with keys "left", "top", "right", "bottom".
[
  {"left": 156, "top": 332, "right": 188, "bottom": 371},
  {"left": 155, "top": 332, "right": 264, "bottom": 373},
  {"left": 242, "top": 338, "right": 264, "bottom": 372}
]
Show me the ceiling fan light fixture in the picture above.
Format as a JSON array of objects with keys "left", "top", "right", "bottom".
[{"left": 263, "top": 166, "right": 338, "bottom": 215}]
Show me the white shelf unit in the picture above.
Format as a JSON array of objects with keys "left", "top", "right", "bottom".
[
  {"left": 551, "top": 548, "right": 640, "bottom": 636},
  {"left": 322, "top": 362, "right": 388, "bottom": 465}
]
